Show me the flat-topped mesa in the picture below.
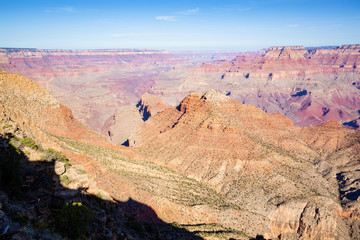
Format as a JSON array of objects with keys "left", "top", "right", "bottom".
[
  {"left": 267, "top": 46, "right": 306, "bottom": 51},
  {"left": 264, "top": 46, "right": 307, "bottom": 60},
  {"left": 337, "top": 44, "right": 360, "bottom": 50},
  {"left": 0, "top": 48, "right": 169, "bottom": 64}
]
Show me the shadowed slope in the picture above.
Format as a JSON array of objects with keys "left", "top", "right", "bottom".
[{"left": 0, "top": 132, "right": 203, "bottom": 239}]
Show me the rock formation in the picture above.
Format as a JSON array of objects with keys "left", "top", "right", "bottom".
[
  {"left": 2, "top": 44, "right": 360, "bottom": 238},
  {"left": 137, "top": 93, "right": 168, "bottom": 121},
  {"left": 0, "top": 70, "right": 214, "bottom": 239},
  {"left": 149, "top": 44, "right": 360, "bottom": 130},
  {"left": 128, "top": 90, "right": 360, "bottom": 239},
  {"left": 100, "top": 93, "right": 168, "bottom": 145}
]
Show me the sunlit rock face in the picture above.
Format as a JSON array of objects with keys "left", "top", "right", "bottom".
[{"left": 127, "top": 90, "right": 360, "bottom": 239}]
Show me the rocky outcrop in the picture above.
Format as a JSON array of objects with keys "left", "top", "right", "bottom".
[
  {"left": 268, "top": 198, "right": 345, "bottom": 239},
  {"left": 100, "top": 105, "right": 144, "bottom": 145},
  {"left": 264, "top": 46, "right": 308, "bottom": 60},
  {"left": 100, "top": 93, "right": 168, "bottom": 145},
  {"left": 137, "top": 93, "right": 168, "bottom": 121}
]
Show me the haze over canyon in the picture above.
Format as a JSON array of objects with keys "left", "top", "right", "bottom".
[{"left": 0, "top": 45, "right": 359, "bottom": 143}]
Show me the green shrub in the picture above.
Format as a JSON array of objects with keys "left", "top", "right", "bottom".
[
  {"left": 54, "top": 202, "right": 93, "bottom": 239},
  {"left": 60, "top": 174, "right": 71, "bottom": 185},
  {"left": 9, "top": 137, "right": 20, "bottom": 149},
  {"left": 20, "top": 137, "right": 38, "bottom": 150},
  {"left": 2, "top": 124, "right": 12, "bottom": 129},
  {"left": 41, "top": 148, "right": 70, "bottom": 167}
]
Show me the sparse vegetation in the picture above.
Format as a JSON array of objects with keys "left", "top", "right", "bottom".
[
  {"left": 41, "top": 148, "right": 71, "bottom": 167},
  {"left": 171, "top": 222, "right": 249, "bottom": 239},
  {"left": 60, "top": 174, "right": 71, "bottom": 185},
  {"left": 2, "top": 124, "right": 13, "bottom": 129},
  {"left": 54, "top": 202, "right": 94, "bottom": 239},
  {"left": 20, "top": 137, "right": 38, "bottom": 150},
  {"left": 54, "top": 136, "right": 233, "bottom": 208},
  {"left": 9, "top": 136, "right": 20, "bottom": 149}
]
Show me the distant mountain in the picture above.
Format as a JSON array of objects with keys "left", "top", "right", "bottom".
[{"left": 149, "top": 44, "right": 360, "bottom": 130}]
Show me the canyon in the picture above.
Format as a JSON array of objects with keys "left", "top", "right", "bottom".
[
  {"left": 0, "top": 48, "right": 238, "bottom": 131},
  {"left": 1, "top": 45, "right": 360, "bottom": 239},
  {"left": 148, "top": 45, "right": 360, "bottom": 130},
  {"left": 0, "top": 45, "right": 359, "bottom": 145}
]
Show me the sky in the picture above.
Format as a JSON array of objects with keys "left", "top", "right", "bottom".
[{"left": 1, "top": 0, "right": 360, "bottom": 51}]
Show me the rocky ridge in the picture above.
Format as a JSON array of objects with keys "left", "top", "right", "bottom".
[
  {"left": 0, "top": 48, "right": 168, "bottom": 64},
  {"left": 129, "top": 90, "right": 360, "bottom": 239}
]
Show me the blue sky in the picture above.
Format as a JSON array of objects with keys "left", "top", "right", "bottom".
[{"left": 1, "top": 0, "right": 359, "bottom": 51}]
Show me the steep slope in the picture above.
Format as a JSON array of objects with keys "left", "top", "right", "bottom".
[
  {"left": 0, "top": 114, "right": 205, "bottom": 239},
  {"left": 2, "top": 68, "right": 360, "bottom": 239},
  {"left": 0, "top": 70, "right": 103, "bottom": 146},
  {"left": 129, "top": 90, "right": 360, "bottom": 239},
  {"left": 0, "top": 70, "right": 253, "bottom": 239},
  {"left": 100, "top": 93, "right": 168, "bottom": 144}
]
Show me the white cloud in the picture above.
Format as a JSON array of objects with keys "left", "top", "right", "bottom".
[
  {"left": 331, "top": 24, "right": 342, "bottom": 28},
  {"left": 109, "top": 33, "right": 171, "bottom": 38},
  {"left": 59, "top": 7, "right": 76, "bottom": 13},
  {"left": 156, "top": 7, "right": 199, "bottom": 22},
  {"left": 155, "top": 16, "right": 177, "bottom": 21},
  {"left": 237, "top": 7, "right": 253, "bottom": 12},
  {"left": 177, "top": 8, "right": 200, "bottom": 15},
  {"left": 44, "top": 7, "right": 77, "bottom": 13},
  {"left": 212, "top": 7, "right": 254, "bottom": 12}
]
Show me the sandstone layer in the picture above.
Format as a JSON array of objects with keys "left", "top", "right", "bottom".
[{"left": 149, "top": 45, "right": 360, "bottom": 130}]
